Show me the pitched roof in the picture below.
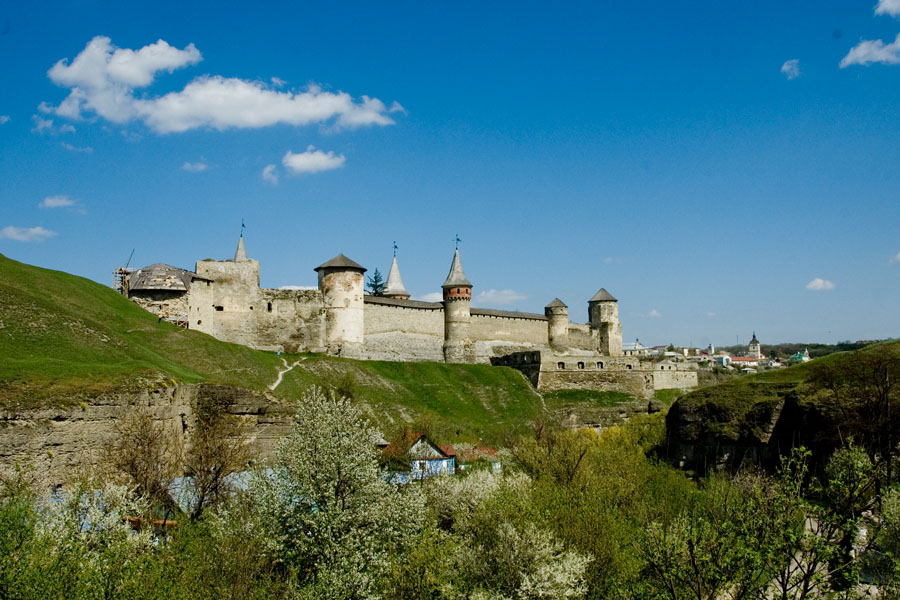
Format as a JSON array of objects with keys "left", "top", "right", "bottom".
[
  {"left": 589, "top": 288, "right": 617, "bottom": 302},
  {"left": 545, "top": 298, "right": 568, "bottom": 308},
  {"left": 314, "top": 253, "right": 367, "bottom": 272},
  {"left": 383, "top": 256, "right": 410, "bottom": 297},
  {"left": 234, "top": 236, "right": 248, "bottom": 262},
  {"left": 442, "top": 249, "right": 472, "bottom": 288},
  {"left": 127, "top": 263, "right": 196, "bottom": 292}
]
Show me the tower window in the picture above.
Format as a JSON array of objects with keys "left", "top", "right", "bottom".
[
  {"left": 215, "top": 306, "right": 224, "bottom": 312},
  {"left": 267, "top": 302, "right": 272, "bottom": 313},
  {"left": 626, "top": 364, "right": 632, "bottom": 370},
  {"left": 597, "top": 361, "right": 604, "bottom": 369},
  {"left": 577, "top": 362, "right": 585, "bottom": 369},
  {"left": 557, "top": 362, "right": 565, "bottom": 370}
]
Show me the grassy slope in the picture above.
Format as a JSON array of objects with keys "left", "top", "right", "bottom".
[
  {"left": 672, "top": 341, "right": 900, "bottom": 440},
  {"left": 0, "top": 254, "right": 542, "bottom": 444}
]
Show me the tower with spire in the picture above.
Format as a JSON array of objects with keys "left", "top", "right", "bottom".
[
  {"left": 748, "top": 331, "right": 762, "bottom": 359},
  {"left": 588, "top": 288, "right": 623, "bottom": 356},
  {"left": 382, "top": 243, "right": 410, "bottom": 300},
  {"left": 441, "top": 246, "right": 473, "bottom": 363}
]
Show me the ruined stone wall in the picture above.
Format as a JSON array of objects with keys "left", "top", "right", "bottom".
[
  {"left": 651, "top": 370, "right": 698, "bottom": 391},
  {"left": 255, "top": 289, "right": 325, "bottom": 353},
  {"left": 129, "top": 290, "right": 189, "bottom": 323},
  {"left": 363, "top": 300, "right": 444, "bottom": 361}
]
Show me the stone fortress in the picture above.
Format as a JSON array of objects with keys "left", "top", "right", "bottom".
[{"left": 123, "top": 235, "right": 697, "bottom": 399}]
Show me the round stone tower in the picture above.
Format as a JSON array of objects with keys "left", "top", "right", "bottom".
[
  {"left": 544, "top": 298, "right": 569, "bottom": 353},
  {"left": 441, "top": 249, "right": 473, "bottom": 363},
  {"left": 315, "top": 254, "right": 367, "bottom": 356},
  {"left": 588, "top": 288, "right": 623, "bottom": 356}
]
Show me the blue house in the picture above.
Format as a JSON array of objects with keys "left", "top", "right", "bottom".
[{"left": 384, "top": 432, "right": 455, "bottom": 482}]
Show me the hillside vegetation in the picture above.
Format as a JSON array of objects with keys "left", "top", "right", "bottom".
[{"left": 0, "top": 253, "right": 542, "bottom": 443}]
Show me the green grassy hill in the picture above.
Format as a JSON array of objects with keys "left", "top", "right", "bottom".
[{"left": 0, "top": 253, "right": 545, "bottom": 444}]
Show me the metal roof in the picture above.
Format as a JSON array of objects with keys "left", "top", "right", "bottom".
[
  {"left": 364, "top": 295, "right": 442, "bottom": 310},
  {"left": 545, "top": 298, "right": 568, "bottom": 308},
  {"left": 589, "top": 288, "right": 617, "bottom": 302},
  {"left": 314, "top": 253, "right": 367, "bottom": 272},
  {"left": 441, "top": 249, "right": 472, "bottom": 288},
  {"left": 383, "top": 255, "right": 410, "bottom": 297}
]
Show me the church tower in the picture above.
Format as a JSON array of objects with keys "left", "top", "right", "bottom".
[
  {"left": 442, "top": 248, "right": 473, "bottom": 363},
  {"left": 748, "top": 331, "right": 762, "bottom": 359},
  {"left": 589, "top": 288, "right": 623, "bottom": 356},
  {"left": 315, "top": 254, "right": 367, "bottom": 356},
  {"left": 382, "top": 252, "right": 410, "bottom": 300}
]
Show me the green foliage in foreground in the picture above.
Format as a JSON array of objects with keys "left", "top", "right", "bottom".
[{"left": 4, "top": 390, "right": 900, "bottom": 599}]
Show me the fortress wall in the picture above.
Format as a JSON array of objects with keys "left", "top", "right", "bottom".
[
  {"left": 566, "top": 323, "right": 596, "bottom": 351},
  {"left": 363, "top": 301, "right": 444, "bottom": 361},
  {"left": 469, "top": 313, "right": 547, "bottom": 344},
  {"left": 537, "top": 368, "right": 654, "bottom": 399},
  {"left": 129, "top": 290, "right": 189, "bottom": 323},
  {"left": 255, "top": 289, "right": 325, "bottom": 353},
  {"left": 651, "top": 370, "right": 698, "bottom": 391}
]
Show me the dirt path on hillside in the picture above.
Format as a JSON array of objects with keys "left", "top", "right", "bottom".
[{"left": 269, "top": 357, "right": 306, "bottom": 391}]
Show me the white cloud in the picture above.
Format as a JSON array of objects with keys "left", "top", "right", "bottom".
[
  {"left": 42, "top": 36, "right": 401, "bottom": 134},
  {"left": 0, "top": 226, "right": 56, "bottom": 242},
  {"left": 282, "top": 146, "right": 345, "bottom": 174},
  {"left": 39, "top": 195, "right": 75, "bottom": 208},
  {"left": 415, "top": 292, "right": 444, "bottom": 303},
  {"left": 603, "top": 257, "right": 624, "bottom": 264},
  {"left": 270, "top": 77, "right": 287, "bottom": 87},
  {"left": 876, "top": 0, "right": 900, "bottom": 17},
  {"left": 781, "top": 59, "right": 800, "bottom": 80},
  {"left": 261, "top": 164, "right": 278, "bottom": 184},
  {"left": 181, "top": 161, "right": 208, "bottom": 172},
  {"left": 806, "top": 277, "right": 836, "bottom": 291},
  {"left": 647, "top": 309, "right": 662, "bottom": 318},
  {"left": 890, "top": 251, "right": 900, "bottom": 263},
  {"left": 31, "top": 115, "right": 75, "bottom": 135},
  {"left": 0, "top": 115, "right": 9, "bottom": 124},
  {"left": 60, "top": 142, "right": 93, "bottom": 153},
  {"left": 477, "top": 289, "right": 527, "bottom": 305},
  {"left": 840, "top": 33, "right": 900, "bottom": 67},
  {"left": 706, "top": 312, "right": 717, "bottom": 318}
]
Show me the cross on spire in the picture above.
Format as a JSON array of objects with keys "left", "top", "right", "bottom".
[
  {"left": 240, "top": 218, "right": 246, "bottom": 238},
  {"left": 393, "top": 241, "right": 398, "bottom": 257},
  {"left": 455, "top": 234, "right": 461, "bottom": 250}
]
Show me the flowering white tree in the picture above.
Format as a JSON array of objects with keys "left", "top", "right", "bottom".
[{"left": 249, "top": 387, "right": 424, "bottom": 599}]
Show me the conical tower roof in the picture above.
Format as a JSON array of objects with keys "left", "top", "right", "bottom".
[
  {"left": 383, "top": 256, "right": 410, "bottom": 298},
  {"left": 589, "top": 288, "right": 617, "bottom": 302},
  {"left": 545, "top": 298, "right": 568, "bottom": 308},
  {"left": 442, "top": 249, "right": 472, "bottom": 288},
  {"left": 314, "top": 253, "right": 367, "bottom": 272},
  {"left": 234, "top": 236, "right": 248, "bottom": 262}
]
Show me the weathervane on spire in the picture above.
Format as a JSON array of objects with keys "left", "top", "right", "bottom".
[
  {"left": 455, "top": 234, "right": 461, "bottom": 250},
  {"left": 240, "top": 218, "right": 246, "bottom": 238},
  {"left": 393, "top": 241, "right": 398, "bottom": 257}
]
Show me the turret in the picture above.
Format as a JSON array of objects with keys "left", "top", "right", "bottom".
[
  {"left": 234, "top": 235, "right": 248, "bottom": 262},
  {"left": 315, "top": 254, "right": 366, "bottom": 355},
  {"left": 441, "top": 249, "right": 473, "bottom": 363},
  {"left": 383, "top": 255, "right": 410, "bottom": 300},
  {"left": 588, "top": 288, "right": 622, "bottom": 356},
  {"left": 544, "top": 298, "right": 569, "bottom": 353}
]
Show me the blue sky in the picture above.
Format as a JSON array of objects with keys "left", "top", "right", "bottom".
[{"left": 1, "top": 0, "right": 899, "bottom": 347}]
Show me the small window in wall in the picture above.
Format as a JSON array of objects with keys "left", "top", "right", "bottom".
[
  {"left": 577, "top": 362, "right": 585, "bottom": 369},
  {"left": 557, "top": 362, "right": 565, "bottom": 370},
  {"left": 214, "top": 306, "right": 224, "bottom": 312},
  {"left": 597, "top": 361, "right": 604, "bottom": 369},
  {"left": 197, "top": 320, "right": 202, "bottom": 325},
  {"left": 267, "top": 302, "right": 272, "bottom": 313},
  {"left": 249, "top": 306, "right": 253, "bottom": 310},
  {"left": 626, "top": 364, "right": 633, "bottom": 370}
]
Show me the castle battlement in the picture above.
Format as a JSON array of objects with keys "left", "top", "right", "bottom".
[{"left": 123, "top": 235, "right": 697, "bottom": 394}]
